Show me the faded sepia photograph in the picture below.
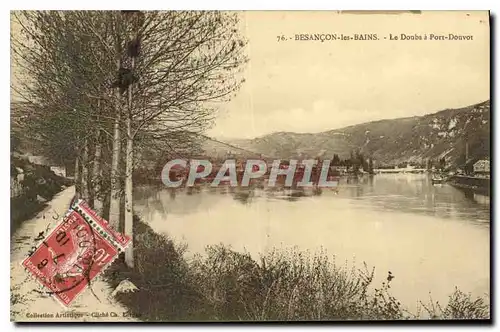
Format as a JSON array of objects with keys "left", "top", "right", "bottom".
[{"left": 10, "top": 10, "right": 490, "bottom": 322}]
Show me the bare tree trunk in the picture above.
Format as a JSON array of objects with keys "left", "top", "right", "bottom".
[
  {"left": 109, "top": 89, "right": 122, "bottom": 230},
  {"left": 92, "top": 113, "right": 104, "bottom": 215},
  {"left": 74, "top": 145, "right": 81, "bottom": 199},
  {"left": 81, "top": 136, "right": 90, "bottom": 201},
  {"left": 124, "top": 58, "right": 135, "bottom": 268},
  {"left": 124, "top": 111, "right": 134, "bottom": 268}
]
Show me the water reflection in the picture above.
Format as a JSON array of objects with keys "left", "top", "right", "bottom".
[
  {"left": 335, "top": 174, "right": 490, "bottom": 226},
  {"left": 135, "top": 174, "right": 490, "bottom": 226},
  {"left": 233, "top": 188, "right": 253, "bottom": 204},
  {"left": 133, "top": 173, "right": 490, "bottom": 312},
  {"left": 169, "top": 188, "right": 176, "bottom": 200},
  {"left": 461, "top": 188, "right": 490, "bottom": 206}
]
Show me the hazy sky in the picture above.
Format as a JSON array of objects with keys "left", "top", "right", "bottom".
[{"left": 208, "top": 11, "right": 490, "bottom": 139}]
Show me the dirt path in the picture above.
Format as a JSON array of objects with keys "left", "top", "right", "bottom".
[{"left": 10, "top": 186, "right": 137, "bottom": 322}]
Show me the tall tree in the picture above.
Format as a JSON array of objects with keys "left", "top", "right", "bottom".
[
  {"left": 439, "top": 157, "right": 446, "bottom": 171},
  {"left": 368, "top": 158, "right": 374, "bottom": 174},
  {"left": 331, "top": 154, "right": 340, "bottom": 166},
  {"left": 12, "top": 11, "right": 248, "bottom": 269}
]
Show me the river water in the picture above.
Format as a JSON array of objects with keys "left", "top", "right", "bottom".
[{"left": 134, "top": 173, "right": 490, "bottom": 313}]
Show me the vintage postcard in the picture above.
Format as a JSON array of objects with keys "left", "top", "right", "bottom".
[{"left": 10, "top": 10, "right": 490, "bottom": 322}]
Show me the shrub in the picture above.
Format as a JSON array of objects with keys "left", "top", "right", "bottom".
[
  {"left": 104, "top": 218, "right": 490, "bottom": 321},
  {"left": 417, "top": 288, "right": 490, "bottom": 320}
]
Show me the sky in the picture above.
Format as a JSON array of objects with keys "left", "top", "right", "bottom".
[{"left": 208, "top": 11, "right": 490, "bottom": 139}]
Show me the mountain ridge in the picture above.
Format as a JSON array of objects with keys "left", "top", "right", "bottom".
[{"left": 219, "top": 100, "right": 490, "bottom": 167}]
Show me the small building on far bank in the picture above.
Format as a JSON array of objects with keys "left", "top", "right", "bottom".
[
  {"left": 473, "top": 159, "right": 490, "bottom": 175},
  {"left": 330, "top": 165, "right": 348, "bottom": 175},
  {"left": 50, "top": 166, "right": 66, "bottom": 178}
]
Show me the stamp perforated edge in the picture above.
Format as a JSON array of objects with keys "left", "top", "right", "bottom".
[
  {"left": 72, "top": 200, "right": 132, "bottom": 251},
  {"left": 20, "top": 203, "right": 127, "bottom": 309}
]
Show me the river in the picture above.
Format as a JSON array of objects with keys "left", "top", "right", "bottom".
[{"left": 134, "top": 173, "right": 490, "bottom": 313}]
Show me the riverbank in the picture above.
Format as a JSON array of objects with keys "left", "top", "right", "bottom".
[
  {"left": 447, "top": 175, "right": 490, "bottom": 195},
  {"left": 10, "top": 155, "right": 72, "bottom": 235},
  {"left": 10, "top": 186, "right": 137, "bottom": 322},
  {"left": 103, "top": 217, "right": 490, "bottom": 321}
]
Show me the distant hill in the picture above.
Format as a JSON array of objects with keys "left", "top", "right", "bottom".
[
  {"left": 13, "top": 99, "right": 490, "bottom": 170},
  {"left": 134, "top": 134, "right": 265, "bottom": 177},
  {"left": 221, "top": 100, "right": 490, "bottom": 167},
  {"left": 197, "top": 136, "right": 265, "bottom": 159}
]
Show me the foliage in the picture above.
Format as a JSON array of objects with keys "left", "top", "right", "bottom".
[
  {"left": 11, "top": 10, "right": 247, "bottom": 186},
  {"left": 10, "top": 156, "right": 71, "bottom": 235},
  {"left": 11, "top": 10, "right": 248, "bottom": 241},
  {"left": 104, "top": 218, "right": 490, "bottom": 321},
  {"left": 415, "top": 287, "right": 490, "bottom": 320}
]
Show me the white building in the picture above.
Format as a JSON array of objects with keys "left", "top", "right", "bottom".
[
  {"left": 473, "top": 159, "right": 490, "bottom": 174},
  {"left": 330, "top": 166, "right": 348, "bottom": 174}
]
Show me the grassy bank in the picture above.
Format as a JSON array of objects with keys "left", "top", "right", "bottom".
[
  {"left": 10, "top": 156, "right": 72, "bottom": 235},
  {"left": 104, "top": 218, "right": 490, "bottom": 321}
]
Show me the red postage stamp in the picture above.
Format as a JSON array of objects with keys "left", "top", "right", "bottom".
[
  {"left": 22, "top": 203, "right": 127, "bottom": 307},
  {"left": 73, "top": 200, "right": 132, "bottom": 250}
]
